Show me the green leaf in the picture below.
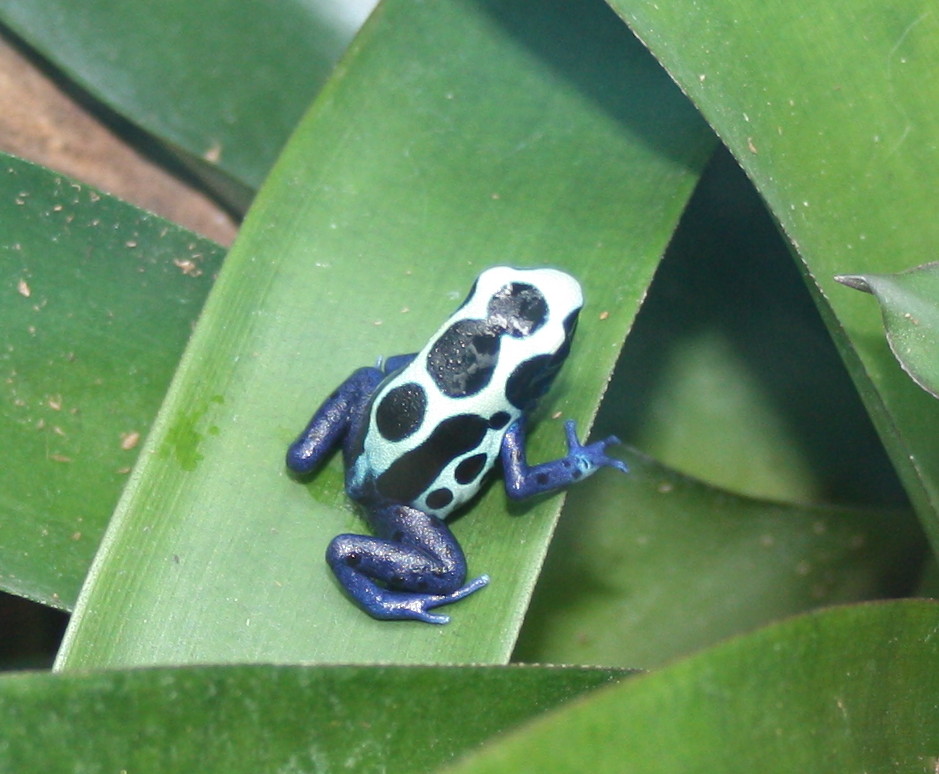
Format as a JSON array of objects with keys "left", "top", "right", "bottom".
[
  {"left": 55, "top": 0, "right": 714, "bottom": 669},
  {"left": 515, "top": 449, "right": 922, "bottom": 668},
  {"left": 597, "top": 150, "right": 905, "bottom": 506},
  {"left": 0, "top": 664, "right": 626, "bottom": 771},
  {"left": 450, "top": 600, "right": 939, "bottom": 773},
  {"left": 0, "top": 153, "right": 224, "bottom": 610},
  {"left": 836, "top": 263, "right": 939, "bottom": 400},
  {"left": 608, "top": 0, "right": 939, "bottom": 548},
  {"left": 0, "top": 0, "right": 369, "bottom": 200}
]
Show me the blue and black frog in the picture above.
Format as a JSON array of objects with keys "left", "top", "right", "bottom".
[{"left": 286, "top": 266, "right": 628, "bottom": 623}]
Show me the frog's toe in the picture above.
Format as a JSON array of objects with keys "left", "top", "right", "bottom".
[
  {"left": 450, "top": 573, "right": 490, "bottom": 600},
  {"left": 419, "top": 574, "right": 490, "bottom": 616},
  {"left": 408, "top": 606, "right": 451, "bottom": 625}
]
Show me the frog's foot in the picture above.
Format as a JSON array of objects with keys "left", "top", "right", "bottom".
[
  {"left": 502, "top": 418, "right": 629, "bottom": 499},
  {"left": 326, "top": 504, "right": 487, "bottom": 624},
  {"left": 562, "top": 420, "right": 630, "bottom": 475},
  {"left": 343, "top": 574, "right": 490, "bottom": 625}
]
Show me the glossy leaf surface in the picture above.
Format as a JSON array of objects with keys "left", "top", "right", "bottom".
[
  {"left": 608, "top": 0, "right": 939, "bottom": 548},
  {"left": 836, "top": 263, "right": 939, "bottom": 399},
  {"left": 0, "top": 663, "right": 625, "bottom": 771},
  {"left": 452, "top": 601, "right": 939, "bottom": 773},
  {"left": 55, "top": 0, "right": 714, "bottom": 669},
  {"left": 0, "top": 153, "right": 223, "bottom": 609}
]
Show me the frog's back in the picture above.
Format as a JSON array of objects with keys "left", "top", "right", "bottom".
[{"left": 348, "top": 266, "right": 582, "bottom": 518}]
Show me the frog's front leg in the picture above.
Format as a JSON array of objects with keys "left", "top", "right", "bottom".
[
  {"left": 285, "top": 366, "right": 386, "bottom": 476},
  {"left": 327, "top": 504, "right": 489, "bottom": 624},
  {"left": 501, "top": 418, "right": 628, "bottom": 499}
]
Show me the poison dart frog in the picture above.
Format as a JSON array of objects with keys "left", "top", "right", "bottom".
[{"left": 286, "top": 266, "right": 628, "bottom": 623}]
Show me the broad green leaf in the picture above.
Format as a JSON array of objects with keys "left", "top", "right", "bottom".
[
  {"left": 0, "top": 153, "right": 224, "bottom": 610},
  {"left": 607, "top": 0, "right": 939, "bottom": 548},
  {"left": 55, "top": 0, "right": 714, "bottom": 669},
  {"left": 597, "top": 149, "right": 905, "bottom": 506},
  {"left": 515, "top": 448, "right": 922, "bottom": 668},
  {"left": 451, "top": 600, "right": 939, "bottom": 773},
  {"left": 515, "top": 150, "right": 921, "bottom": 669},
  {"left": 0, "top": 0, "right": 374, "bottom": 203},
  {"left": 836, "top": 263, "right": 939, "bottom": 400},
  {"left": 0, "top": 663, "right": 626, "bottom": 771}
]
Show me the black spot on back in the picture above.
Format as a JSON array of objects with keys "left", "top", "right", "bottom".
[
  {"left": 489, "top": 411, "right": 510, "bottom": 429},
  {"left": 426, "top": 319, "right": 501, "bottom": 397},
  {"left": 375, "top": 382, "right": 427, "bottom": 441},
  {"left": 488, "top": 283, "right": 547, "bottom": 337},
  {"left": 426, "top": 488, "right": 454, "bottom": 509},
  {"left": 455, "top": 453, "right": 488, "bottom": 485},
  {"left": 376, "top": 414, "right": 489, "bottom": 504}
]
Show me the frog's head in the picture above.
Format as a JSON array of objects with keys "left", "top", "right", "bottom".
[{"left": 426, "top": 266, "right": 582, "bottom": 410}]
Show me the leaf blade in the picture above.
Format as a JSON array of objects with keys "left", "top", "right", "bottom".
[
  {"left": 516, "top": 449, "right": 922, "bottom": 668},
  {"left": 56, "top": 0, "right": 715, "bottom": 669},
  {"left": 450, "top": 600, "right": 939, "bottom": 773},
  {"left": 608, "top": 0, "right": 939, "bottom": 548},
  {"left": 0, "top": 153, "right": 224, "bottom": 609},
  {"left": 0, "top": 663, "right": 627, "bottom": 772}
]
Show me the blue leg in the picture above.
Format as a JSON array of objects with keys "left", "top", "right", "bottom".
[
  {"left": 501, "top": 418, "right": 628, "bottom": 499},
  {"left": 381, "top": 352, "right": 417, "bottom": 374},
  {"left": 327, "top": 504, "right": 489, "bottom": 624},
  {"left": 286, "top": 366, "right": 385, "bottom": 476}
]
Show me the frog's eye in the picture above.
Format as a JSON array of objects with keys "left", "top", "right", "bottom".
[
  {"left": 563, "top": 308, "right": 579, "bottom": 337},
  {"left": 507, "top": 353, "right": 571, "bottom": 410},
  {"left": 504, "top": 306, "right": 580, "bottom": 410}
]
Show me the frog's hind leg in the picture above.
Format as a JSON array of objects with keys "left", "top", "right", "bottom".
[{"left": 326, "top": 504, "right": 489, "bottom": 624}]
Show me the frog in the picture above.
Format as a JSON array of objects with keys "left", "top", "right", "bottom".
[{"left": 286, "top": 266, "right": 628, "bottom": 624}]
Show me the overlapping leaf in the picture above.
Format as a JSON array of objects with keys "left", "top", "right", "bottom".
[
  {"left": 453, "top": 601, "right": 939, "bottom": 773},
  {"left": 0, "top": 154, "right": 223, "bottom": 609},
  {"left": 609, "top": 0, "right": 939, "bottom": 549},
  {"left": 0, "top": 0, "right": 375, "bottom": 205},
  {"left": 516, "top": 449, "right": 920, "bottom": 668},
  {"left": 837, "top": 262, "right": 939, "bottom": 399},
  {"left": 0, "top": 663, "right": 626, "bottom": 771}
]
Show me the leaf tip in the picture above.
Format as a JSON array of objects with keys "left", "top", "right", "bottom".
[{"left": 833, "top": 274, "right": 873, "bottom": 293}]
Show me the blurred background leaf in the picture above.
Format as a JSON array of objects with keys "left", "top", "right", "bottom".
[
  {"left": 516, "top": 449, "right": 920, "bottom": 668},
  {"left": 597, "top": 149, "right": 906, "bottom": 507},
  {"left": 0, "top": 0, "right": 378, "bottom": 209}
]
